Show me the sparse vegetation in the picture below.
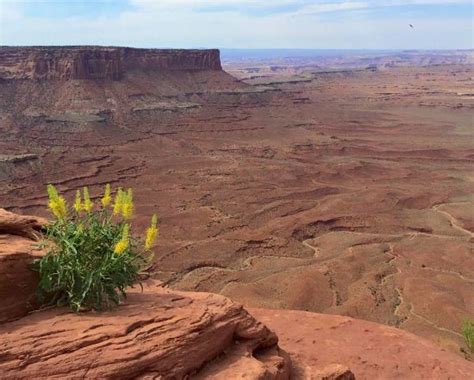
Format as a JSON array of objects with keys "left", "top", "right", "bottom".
[
  {"left": 35, "top": 184, "right": 159, "bottom": 312},
  {"left": 462, "top": 319, "right": 474, "bottom": 353}
]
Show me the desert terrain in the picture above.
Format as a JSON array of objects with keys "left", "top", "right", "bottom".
[{"left": 0, "top": 47, "right": 473, "bottom": 358}]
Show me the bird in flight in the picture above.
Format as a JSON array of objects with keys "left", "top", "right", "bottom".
[{"left": 409, "top": 24, "right": 414, "bottom": 28}]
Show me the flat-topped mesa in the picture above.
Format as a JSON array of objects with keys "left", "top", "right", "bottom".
[{"left": 0, "top": 46, "right": 222, "bottom": 80}]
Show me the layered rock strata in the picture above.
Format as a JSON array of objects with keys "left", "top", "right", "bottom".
[
  {"left": 0, "top": 281, "right": 291, "bottom": 379},
  {"left": 0, "top": 47, "right": 222, "bottom": 80}
]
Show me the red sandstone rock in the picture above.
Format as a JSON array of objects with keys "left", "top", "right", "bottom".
[
  {"left": 251, "top": 308, "right": 474, "bottom": 379},
  {"left": 0, "top": 47, "right": 222, "bottom": 80},
  {"left": 0, "top": 210, "right": 290, "bottom": 378},
  {"left": 311, "top": 364, "right": 355, "bottom": 380},
  {"left": 0, "top": 208, "right": 46, "bottom": 322},
  {"left": 0, "top": 208, "right": 46, "bottom": 239},
  {"left": 0, "top": 281, "right": 290, "bottom": 379}
]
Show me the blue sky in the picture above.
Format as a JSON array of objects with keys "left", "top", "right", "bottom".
[{"left": 0, "top": 1, "right": 472, "bottom": 49}]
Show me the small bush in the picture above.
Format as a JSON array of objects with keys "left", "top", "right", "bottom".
[
  {"left": 462, "top": 319, "right": 474, "bottom": 353},
  {"left": 35, "top": 184, "right": 159, "bottom": 312}
]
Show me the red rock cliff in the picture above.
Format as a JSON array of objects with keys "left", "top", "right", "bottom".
[{"left": 0, "top": 46, "right": 222, "bottom": 80}]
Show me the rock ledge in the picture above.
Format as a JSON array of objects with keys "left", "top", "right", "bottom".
[{"left": 0, "top": 281, "right": 290, "bottom": 379}]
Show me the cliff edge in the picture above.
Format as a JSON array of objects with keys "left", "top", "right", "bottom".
[{"left": 0, "top": 46, "right": 222, "bottom": 80}]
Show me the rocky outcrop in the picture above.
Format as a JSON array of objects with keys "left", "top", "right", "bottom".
[
  {"left": 0, "top": 208, "right": 46, "bottom": 322},
  {"left": 0, "top": 209, "right": 289, "bottom": 379},
  {"left": 0, "top": 208, "right": 46, "bottom": 239},
  {"left": 0, "top": 281, "right": 291, "bottom": 379},
  {"left": 310, "top": 365, "right": 355, "bottom": 380},
  {"left": 252, "top": 308, "right": 474, "bottom": 379},
  {"left": 0, "top": 46, "right": 222, "bottom": 80}
]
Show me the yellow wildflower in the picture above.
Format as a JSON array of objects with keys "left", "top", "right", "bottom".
[
  {"left": 46, "top": 184, "right": 67, "bottom": 219},
  {"left": 114, "top": 224, "right": 129, "bottom": 254},
  {"left": 47, "top": 184, "right": 59, "bottom": 200},
  {"left": 49, "top": 197, "right": 68, "bottom": 219},
  {"left": 101, "top": 184, "right": 112, "bottom": 208},
  {"left": 114, "top": 240, "right": 128, "bottom": 255},
  {"left": 73, "top": 190, "right": 82, "bottom": 213},
  {"left": 144, "top": 214, "right": 159, "bottom": 250},
  {"left": 83, "top": 187, "right": 94, "bottom": 213},
  {"left": 121, "top": 188, "right": 134, "bottom": 220},
  {"left": 113, "top": 188, "right": 124, "bottom": 216}
]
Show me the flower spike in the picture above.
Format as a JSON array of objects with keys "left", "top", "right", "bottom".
[
  {"left": 121, "top": 188, "right": 134, "bottom": 220},
  {"left": 144, "top": 214, "right": 159, "bottom": 250},
  {"left": 73, "top": 190, "right": 82, "bottom": 213},
  {"left": 83, "top": 187, "right": 94, "bottom": 213},
  {"left": 46, "top": 184, "right": 67, "bottom": 219},
  {"left": 101, "top": 184, "right": 112, "bottom": 208},
  {"left": 114, "top": 224, "right": 130, "bottom": 254},
  {"left": 113, "top": 188, "right": 124, "bottom": 216}
]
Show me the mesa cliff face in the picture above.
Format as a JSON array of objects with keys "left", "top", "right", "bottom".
[{"left": 0, "top": 46, "right": 222, "bottom": 80}]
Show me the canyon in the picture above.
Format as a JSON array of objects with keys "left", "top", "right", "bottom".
[
  {"left": 0, "top": 46, "right": 473, "bottom": 377},
  {"left": 1, "top": 207, "right": 472, "bottom": 379}
]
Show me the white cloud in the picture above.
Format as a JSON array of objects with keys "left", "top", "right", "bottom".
[
  {"left": 290, "top": 2, "right": 369, "bottom": 16},
  {"left": 128, "top": 0, "right": 472, "bottom": 10},
  {"left": 0, "top": 0, "right": 472, "bottom": 48}
]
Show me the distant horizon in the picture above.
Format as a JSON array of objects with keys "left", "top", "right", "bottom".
[{"left": 1, "top": 45, "right": 472, "bottom": 52}]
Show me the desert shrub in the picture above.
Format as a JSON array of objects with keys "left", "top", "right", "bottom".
[
  {"left": 462, "top": 319, "right": 474, "bottom": 353},
  {"left": 35, "top": 184, "right": 159, "bottom": 312}
]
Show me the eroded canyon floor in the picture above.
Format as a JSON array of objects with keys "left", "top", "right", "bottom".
[{"left": 1, "top": 63, "right": 473, "bottom": 357}]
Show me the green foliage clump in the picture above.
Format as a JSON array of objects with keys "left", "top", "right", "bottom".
[
  {"left": 35, "top": 184, "right": 159, "bottom": 312},
  {"left": 462, "top": 319, "right": 474, "bottom": 353}
]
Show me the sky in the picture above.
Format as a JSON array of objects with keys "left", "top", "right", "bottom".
[{"left": 0, "top": 0, "right": 472, "bottom": 49}]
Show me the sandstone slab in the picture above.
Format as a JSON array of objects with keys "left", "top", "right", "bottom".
[
  {"left": 0, "top": 208, "right": 46, "bottom": 239},
  {"left": 0, "top": 281, "right": 290, "bottom": 379}
]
